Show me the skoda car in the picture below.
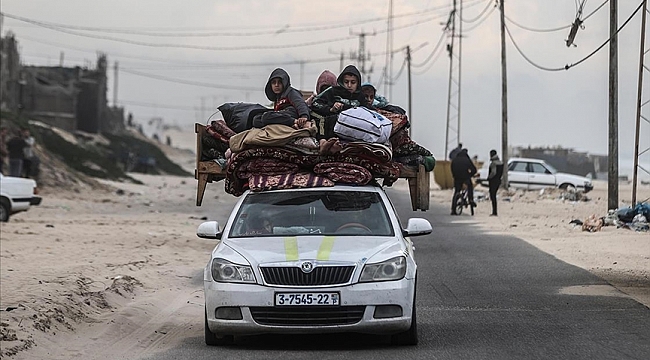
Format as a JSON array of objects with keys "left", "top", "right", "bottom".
[{"left": 200, "top": 185, "right": 432, "bottom": 346}]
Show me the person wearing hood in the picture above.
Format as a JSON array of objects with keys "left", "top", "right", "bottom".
[
  {"left": 306, "top": 70, "right": 337, "bottom": 106},
  {"left": 253, "top": 68, "right": 311, "bottom": 129},
  {"left": 450, "top": 148, "right": 477, "bottom": 215},
  {"left": 487, "top": 149, "right": 504, "bottom": 216},
  {"left": 310, "top": 64, "right": 368, "bottom": 117}
]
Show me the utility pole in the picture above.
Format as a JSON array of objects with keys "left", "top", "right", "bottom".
[
  {"left": 113, "top": 61, "right": 118, "bottom": 107},
  {"left": 350, "top": 30, "right": 376, "bottom": 81},
  {"left": 632, "top": 0, "right": 648, "bottom": 206},
  {"left": 340, "top": 52, "right": 344, "bottom": 72},
  {"left": 385, "top": 0, "right": 393, "bottom": 98},
  {"left": 608, "top": 0, "right": 619, "bottom": 210},
  {"left": 458, "top": 0, "right": 463, "bottom": 149},
  {"left": 444, "top": 0, "right": 461, "bottom": 160},
  {"left": 406, "top": 45, "right": 412, "bottom": 133},
  {"left": 499, "top": 0, "right": 509, "bottom": 188}
]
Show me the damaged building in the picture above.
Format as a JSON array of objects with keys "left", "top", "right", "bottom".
[{"left": 0, "top": 33, "right": 124, "bottom": 134}]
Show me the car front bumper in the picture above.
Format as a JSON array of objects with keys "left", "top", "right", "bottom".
[{"left": 204, "top": 277, "right": 415, "bottom": 336}]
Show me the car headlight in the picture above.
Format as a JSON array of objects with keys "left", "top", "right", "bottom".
[
  {"left": 359, "top": 256, "right": 406, "bottom": 282},
  {"left": 211, "top": 258, "right": 256, "bottom": 283}
]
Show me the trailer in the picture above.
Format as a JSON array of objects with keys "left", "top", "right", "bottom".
[{"left": 194, "top": 123, "right": 430, "bottom": 211}]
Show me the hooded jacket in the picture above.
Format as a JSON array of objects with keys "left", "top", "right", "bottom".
[
  {"left": 264, "top": 68, "right": 310, "bottom": 120},
  {"left": 310, "top": 65, "right": 368, "bottom": 116},
  {"left": 451, "top": 149, "right": 477, "bottom": 182},
  {"left": 315, "top": 70, "right": 337, "bottom": 94}
]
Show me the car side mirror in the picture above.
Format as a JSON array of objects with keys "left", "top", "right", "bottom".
[
  {"left": 197, "top": 221, "right": 222, "bottom": 239},
  {"left": 402, "top": 218, "right": 432, "bottom": 237}
]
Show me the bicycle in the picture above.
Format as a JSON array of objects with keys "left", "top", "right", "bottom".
[{"left": 453, "top": 184, "right": 475, "bottom": 216}]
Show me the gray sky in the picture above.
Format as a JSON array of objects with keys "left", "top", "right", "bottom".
[{"left": 1, "top": 0, "right": 648, "bottom": 178}]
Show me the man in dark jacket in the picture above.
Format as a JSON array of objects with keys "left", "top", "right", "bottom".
[
  {"left": 450, "top": 148, "right": 477, "bottom": 215},
  {"left": 487, "top": 149, "right": 504, "bottom": 216},
  {"left": 253, "top": 68, "right": 311, "bottom": 129},
  {"left": 310, "top": 65, "right": 368, "bottom": 117},
  {"left": 6, "top": 130, "right": 27, "bottom": 177},
  {"left": 449, "top": 143, "right": 463, "bottom": 160}
]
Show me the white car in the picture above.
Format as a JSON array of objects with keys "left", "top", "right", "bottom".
[
  {"left": 0, "top": 173, "right": 42, "bottom": 222},
  {"left": 477, "top": 157, "right": 593, "bottom": 193},
  {"left": 200, "top": 185, "right": 432, "bottom": 346}
]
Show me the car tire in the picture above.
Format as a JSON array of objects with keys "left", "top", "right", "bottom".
[
  {"left": 559, "top": 183, "right": 576, "bottom": 192},
  {"left": 0, "top": 199, "right": 10, "bottom": 222},
  {"left": 391, "top": 284, "right": 418, "bottom": 346},
  {"left": 205, "top": 308, "right": 234, "bottom": 346}
]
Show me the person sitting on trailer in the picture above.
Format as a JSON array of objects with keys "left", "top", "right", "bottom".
[
  {"left": 310, "top": 64, "right": 368, "bottom": 117},
  {"left": 252, "top": 68, "right": 312, "bottom": 130}
]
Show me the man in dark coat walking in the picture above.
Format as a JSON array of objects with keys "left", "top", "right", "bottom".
[
  {"left": 487, "top": 149, "right": 504, "bottom": 216},
  {"left": 450, "top": 148, "right": 477, "bottom": 215}
]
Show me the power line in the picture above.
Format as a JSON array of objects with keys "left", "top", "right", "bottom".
[
  {"left": 504, "top": 0, "right": 644, "bottom": 72},
  {"left": 118, "top": 100, "right": 195, "bottom": 111},
  {"left": 504, "top": 0, "right": 608, "bottom": 34},
  {"left": 461, "top": 0, "right": 494, "bottom": 23},
  {"left": 411, "top": 31, "right": 446, "bottom": 68},
  {"left": 463, "top": 3, "right": 497, "bottom": 32},
  {"left": 1, "top": 4, "right": 461, "bottom": 37},
  {"left": 120, "top": 67, "right": 260, "bottom": 91}
]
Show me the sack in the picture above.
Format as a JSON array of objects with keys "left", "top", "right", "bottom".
[
  {"left": 334, "top": 107, "right": 392, "bottom": 144},
  {"left": 218, "top": 103, "right": 271, "bottom": 133}
]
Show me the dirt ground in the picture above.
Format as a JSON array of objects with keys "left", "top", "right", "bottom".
[{"left": 1, "top": 147, "right": 648, "bottom": 358}]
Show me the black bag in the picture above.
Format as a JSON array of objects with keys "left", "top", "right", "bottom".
[
  {"left": 218, "top": 103, "right": 271, "bottom": 133},
  {"left": 311, "top": 112, "right": 337, "bottom": 140}
]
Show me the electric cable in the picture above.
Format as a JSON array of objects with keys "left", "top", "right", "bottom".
[
  {"left": 1, "top": 3, "right": 467, "bottom": 37},
  {"left": 119, "top": 67, "right": 260, "bottom": 90},
  {"left": 463, "top": 4, "right": 497, "bottom": 33},
  {"left": 411, "top": 30, "right": 446, "bottom": 68},
  {"left": 461, "top": 0, "right": 494, "bottom": 23},
  {"left": 392, "top": 57, "right": 408, "bottom": 82},
  {"left": 117, "top": 100, "right": 195, "bottom": 111},
  {"left": 6, "top": 12, "right": 446, "bottom": 51},
  {"left": 504, "top": 0, "right": 644, "bottom": 72},
  {"left": 411, "top": 40, "right": 447, "bottom": 75}
]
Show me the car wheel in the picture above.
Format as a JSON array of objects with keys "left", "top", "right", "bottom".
[
  {"left": 0, "top": 199, "right": 10, "bottom": 222},
  {"left": 205, "top": 308, "right": 234, "bottom": 346},
  {"left": 559, "top": 183, "right": 576, "bottom": 192},
  {"left": 391, "top": 285, "right": 418, "bottom": 346}
]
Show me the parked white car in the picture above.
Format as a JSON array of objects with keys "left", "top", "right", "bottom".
[
  {"left": 200, "top": 185, "right": 432, "bottom": 346},
  {"left": 0, "top": 173, "right": 42, "bottom": 222},
  {"left": 477, "top": 157, "right": 593, "bottom": 192}
]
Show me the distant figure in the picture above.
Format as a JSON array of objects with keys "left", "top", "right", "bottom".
[
  {"left": 6, "top": 130, "right": 27, "bottom": 177},
  {"left": 245, "top": 214, "right": 273, "bottom": 235},
  {"left": 449, "top": 143, "right": 463, "bottom": 160},
  {"left": 450, "top": 148, "right": 477, "bottom": 215},
  {"left": 0, "top": 127, "right": 8, "bottom": 174},
  {"left": 166, "top": 135, "right": 172, "bottom": 146},
  {"left": 22, "top": 128, "right": 36, "bottom": 178},
  {"left": 487, "top": 149, "right": 504, "bottom": 216}
]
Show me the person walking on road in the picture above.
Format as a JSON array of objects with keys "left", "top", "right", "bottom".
[
  {"left": 0, "top": 127, "right": 8, "bottom": 174},
  {"left": 487, "top": 149, "right": 504, "bottom": 216},
  {"left": 22, "top": 128, "right": 36, "bottom": 178},
  {"left": 450, "top": 148, "right": 477, "bottom": 215},
  {"left": 6, "top": 129, "right": 27, "bottom": 177}
]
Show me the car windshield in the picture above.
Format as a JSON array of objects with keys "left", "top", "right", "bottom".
[{"left": 229, "top": 190, "right": 394, "bottom": 237}]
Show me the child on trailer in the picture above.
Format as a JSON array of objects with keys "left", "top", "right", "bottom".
[
  {"left": 310, "top": 64, "right": 368, "bottom": 117},
  {"left": 253, "top": 68, "right": 312, "bottom": 130}
]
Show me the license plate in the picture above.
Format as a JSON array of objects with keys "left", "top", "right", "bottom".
[{"left": 275, "top": 292, "right": 340, "bottom": 306}]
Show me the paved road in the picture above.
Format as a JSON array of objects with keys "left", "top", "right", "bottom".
[{"left": 143, "top": 188, "right": 650, "bottom": 360}]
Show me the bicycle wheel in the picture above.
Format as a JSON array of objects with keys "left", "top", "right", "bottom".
[
  {"left": 454, "top": 193, "right": 464, "bottom": 215},
  {"left": 470, "top": 202, "right": 475, "bottom": 216}
]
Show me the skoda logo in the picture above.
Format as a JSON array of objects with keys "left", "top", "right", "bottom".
[{"left": 300, "top": 261, "right": 314, "bottom": 273}]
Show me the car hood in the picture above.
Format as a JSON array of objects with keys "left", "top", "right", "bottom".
[
  {"left": 555, "top": 172, "right": 591, "bottom": 183},
  {"left": 222, "top": 236, "right": 403, "bottom": 265}
]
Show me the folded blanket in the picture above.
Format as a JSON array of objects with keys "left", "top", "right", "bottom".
[
  {"left": 338, "top": 141, "right": 392, "bottom": 163},
  {"left": 236, "top": 158, "right": 300, "bottom": 179},
  {"left": 313, "top": 162, "right": 373, "bottom": 185},
  {"left": 249, "top": 172, "right": 334, "bottom": 192}
]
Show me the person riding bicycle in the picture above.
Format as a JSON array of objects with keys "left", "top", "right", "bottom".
[{"left": 450, "top": 148, "right": 477, "bottom": 215}]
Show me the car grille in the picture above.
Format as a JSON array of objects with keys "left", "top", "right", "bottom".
[
  {"left": 249, "top": 306, "right": 365, "bottom": 326},
  {"left": 260, "top": 266, "right": 355, "bottom": 286}
]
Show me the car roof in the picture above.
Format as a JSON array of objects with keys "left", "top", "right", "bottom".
[
  {"left": 509, "top": 157, "right": 546, "bottom": 163},
  {"left": 241, "top": 184, "right": 386, "bottom": 196}
]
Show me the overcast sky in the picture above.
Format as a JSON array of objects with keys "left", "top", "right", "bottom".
[{"left": 1, "top": 0, "right": 648, "bottom": 179}]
